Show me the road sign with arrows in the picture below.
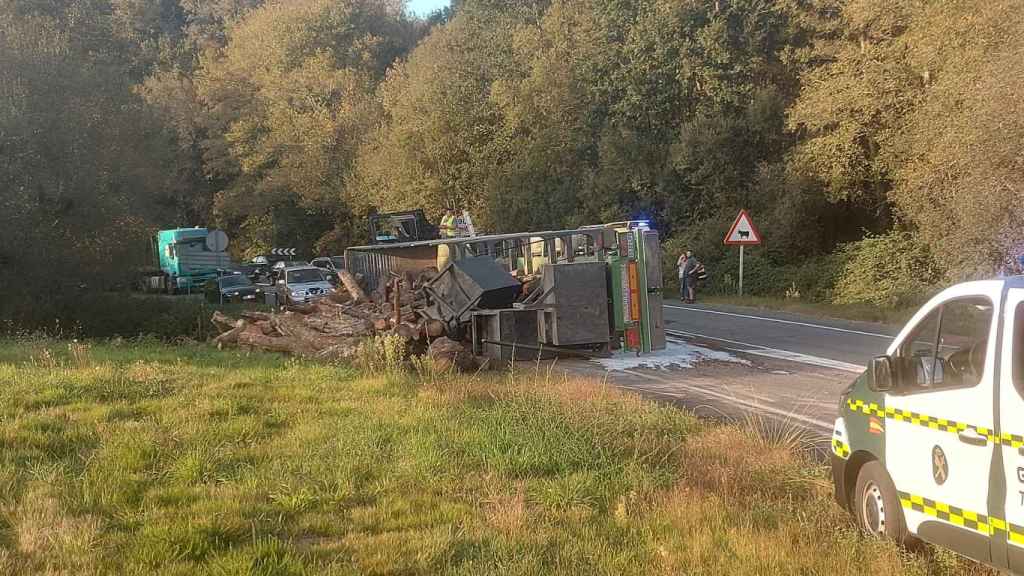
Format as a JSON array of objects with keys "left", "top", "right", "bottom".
[{"left": 271, "top": 248, "right": 297, "bottom": 257}]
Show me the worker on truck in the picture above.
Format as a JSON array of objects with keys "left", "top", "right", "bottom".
[
  {"left": 437, "top": 205, "right": 477, "bottom": 270},
  {"left": 437, "top": 207, "right": 457, "bottom": 271},
  {"left": 439, "top": 207, "right": 457, "bottom": 239},
  {"left": 831, "top": 277, "right": 1024, "bottom": 573}
]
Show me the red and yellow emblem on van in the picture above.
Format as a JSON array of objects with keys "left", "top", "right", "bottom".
[{"left": 868, "top": 416, "right": 884, "bottom": 435}]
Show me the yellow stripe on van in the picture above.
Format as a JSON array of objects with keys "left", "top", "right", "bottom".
[{"left": 845, "top": 398, "right": 1024, "bottom": 446}]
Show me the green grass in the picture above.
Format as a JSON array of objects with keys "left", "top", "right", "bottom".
[
  {"left": 697, "top": 295, "right": 918, "bottom": 326},
  {"left": 0, "top": 339, "right": 993, "bottom": 575}
]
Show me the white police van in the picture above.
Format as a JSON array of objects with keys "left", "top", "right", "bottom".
[{"left": 832, "top": 278, "right": 1024, "bottom": 571}]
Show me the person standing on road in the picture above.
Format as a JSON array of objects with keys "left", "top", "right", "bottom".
[
  {"left": 676, "top": 251, "right": 689, "bottom": 301},
  {"left": 683, "top": 250, "right": 702, "bottom": 304}
]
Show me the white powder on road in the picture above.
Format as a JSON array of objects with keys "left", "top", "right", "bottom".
[{"left": 593, "top": 342, "right": 749, "bottom": 372}]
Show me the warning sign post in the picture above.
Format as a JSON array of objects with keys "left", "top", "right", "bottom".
[{"left": 723, "top": 209, "right": 762, "bottom": 297}]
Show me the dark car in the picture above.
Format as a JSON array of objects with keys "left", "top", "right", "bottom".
[
  {"left": 204, "top": 274, "right": 263, "bottom": 304},
  {"left": 218, "top": 263, "right": 261, "bottom": 284}
]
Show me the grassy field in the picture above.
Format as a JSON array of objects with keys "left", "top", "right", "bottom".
[{"left": 0, "top": 340, "right": 992, "bottom": 575}]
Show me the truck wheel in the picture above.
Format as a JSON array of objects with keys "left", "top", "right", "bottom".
[
  {"left": 165, "top": 276, "right": 176, "bottom": 295},
  {"left": 854, "top": 461, "right": 909, "bottom": 544}
]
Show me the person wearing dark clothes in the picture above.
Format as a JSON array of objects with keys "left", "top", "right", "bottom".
[
  {"left": 683, "top": 251, "right": 701, "bottom": 303},
  {"left": 676, "top": 251, "right": 689, "bottom": 301}
]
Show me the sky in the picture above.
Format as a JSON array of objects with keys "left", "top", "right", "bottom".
[{"left": 407, "top": 0, "right": 450, "bottom": 17}]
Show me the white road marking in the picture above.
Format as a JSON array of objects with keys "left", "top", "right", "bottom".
[
  {"left": 667, "top": 329, "right": 865, "bottom": 374},
  {"left": 664, "top": 305, "right": 893, "bottom": 339},
  {"left": 617, "top": 369, "right": 833, "bottom": 431},
  {"left": 741, "top": 349, "right": 865, "bottom": 374}
]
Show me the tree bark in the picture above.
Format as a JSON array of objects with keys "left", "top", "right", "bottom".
[
  {"left": 339, "top": 270, "right": 368, "bottom": 303},
  {"left": 214, "top": 319, "right": 248, "bottom": 346}
]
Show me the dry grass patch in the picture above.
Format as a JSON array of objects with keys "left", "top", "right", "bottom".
[{"left": 6, "top": 482, "right": 102, "bottom": 575}]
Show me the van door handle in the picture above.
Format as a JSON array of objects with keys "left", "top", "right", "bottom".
[{"left": 958, "top": 429, "right": 988, "bottom": 446}]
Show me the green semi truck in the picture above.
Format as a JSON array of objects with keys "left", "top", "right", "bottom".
[{"left": 139, "top": 228, "right": 233, "bottom": 294}]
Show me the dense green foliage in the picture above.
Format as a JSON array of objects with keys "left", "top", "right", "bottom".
[
  {"left": 4, "top": 0, "right": 1023, "bottom": 315},
  {"left": 832, "top": 232, "right": 943, "bottom": 308},
  {"left": 0, "top": 293, "right": 266, "bottom": 341}
]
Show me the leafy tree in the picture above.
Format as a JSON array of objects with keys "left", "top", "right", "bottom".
[
  {"left": 194, "top": 0, "right": 418, "bottom": 253},
  {"left": 351, "top": 1, "right": 525, "bottom": 228},
  {"left": 357, "top": 0, "right": 814, "bottom": 240},
  {"left": 890, "top": 0, "right": 1024, "bottom": 279},
  {"left": 0, "top": 0, "right": 181, "bottom": 302},
  {"left": 792, "top": 0, "right": 1024, "bottom": 281}
]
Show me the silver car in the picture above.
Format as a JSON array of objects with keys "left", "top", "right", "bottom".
[{"left": 277, "top": 266, "right": 335, "bottom": 305}]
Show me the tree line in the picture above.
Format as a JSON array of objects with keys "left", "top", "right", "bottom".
[{"left": 2, "top": 0, "right": 1022, "bottom": 320}]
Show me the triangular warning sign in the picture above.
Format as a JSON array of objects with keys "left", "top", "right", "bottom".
[{"left": 724, "top": 209, "right": 762, "bottom": 245}]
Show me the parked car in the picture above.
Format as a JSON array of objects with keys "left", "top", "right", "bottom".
[
  {"left": 270, "top": 260, "right": 309, "bottom": 282},
  {"left": 203, "top": 273, "right": 263, "bottom": 304},
  {"left": 276, "top": 266, "right": 335, "bottom": 305},
  {"left": 224, "top": 263, "right": 257, "bottom": 281},
  {"left": 311, "top": 256, "right": 345, "bottom": 284},
  {"left": 311, "top": 255, "right": 345, "bottom": 271}
]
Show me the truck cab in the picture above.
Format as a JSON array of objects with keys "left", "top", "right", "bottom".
[
  {"left": 367, "top": 210, "right": 438, "bottom": 245},
  {"left": 833, "top": 278, "right": 1024, "bottom": 572},
  {"left": 152, "top": 228, "right": 233, "bottom": 294}
]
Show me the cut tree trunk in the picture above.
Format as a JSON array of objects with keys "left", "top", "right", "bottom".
[
  {"left": 241, "top": 311, "right": 273, "bottom": 322},
  {"left": 425, "top": 319, "right": 445, "bottom": 338},
  {"left": 211, "top": 311, "right": 239, "bottom": 333},
  {"left": 394, "top": 322, "right": 421, "bottom": 341},
  {"left": 238, "top": 329, "right": 301, "bottom": 354},
  {"left": 428, "top": 337, "right": 477, "bottom": 372},
  {"left": 285, "top": 303, "right": 319, "bottom": 315},
  {"left": 214, "top": 319, "right": 248, "bottom": 346},
  {"left": 210, "top": 262, "right": 455, "bottom": 362},
  {"left": 338, "top": 270, "right": 368, "bottom": 303}
]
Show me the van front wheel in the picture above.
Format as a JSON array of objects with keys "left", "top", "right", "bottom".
[{"left": 854, "top": 461, "right": 909, "bottom": 544}]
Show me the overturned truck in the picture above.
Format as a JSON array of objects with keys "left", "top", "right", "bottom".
[
  {"left": 345, "top": 220, "right": 666, "bottom": 360},
  {"left": 212, "top": 221, "right": 665, "bottom": 364}
]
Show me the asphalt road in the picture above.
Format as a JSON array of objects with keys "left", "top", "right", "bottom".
[
  {"left": 662, "top": 302, "right": 899, "bottom": 370},
  {"left": 569, "top": 303, "right": 905, "bottom": 447}
]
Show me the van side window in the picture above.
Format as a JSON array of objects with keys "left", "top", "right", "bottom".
[{"left": 898, "top": 297, "right": 992, "bottom": 390}]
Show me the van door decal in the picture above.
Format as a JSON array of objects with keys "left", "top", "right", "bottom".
[{"left": 932, "top": 446, "right": 948, "bottom": 485}]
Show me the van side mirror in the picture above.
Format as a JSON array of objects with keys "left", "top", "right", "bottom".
[{"left": 870, "top": 355, "right": 894, "bottom": 392}]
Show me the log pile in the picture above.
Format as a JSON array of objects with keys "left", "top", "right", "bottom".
[{"left": 210, "top": 269, "right": 462, "bottom": 366}]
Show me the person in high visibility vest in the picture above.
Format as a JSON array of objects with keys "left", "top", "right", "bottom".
[
  {"left": 437, "top": 207, "right": 456, "bottom": 270},
  {"left": 439, "top": 207, "right": 457, "bottom": 239}
]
